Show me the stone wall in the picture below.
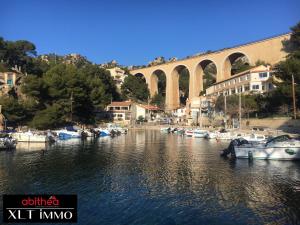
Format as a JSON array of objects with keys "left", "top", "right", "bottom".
[{"left": 242, "top": 118, "right": 300, "bottom": 133}]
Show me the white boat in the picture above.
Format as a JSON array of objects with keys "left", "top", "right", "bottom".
[
  {"left": 207, "top": 129, "right": 232, "bottom": 140},
  {"left": 107, "top": 123, "right": 128, "bottom": 134},
  {"left": 234, "top": 135, "right": 300, "bottom": 160},
  {"left": 174, "top": 128, "right": 185, "bottom": 135},
  {"left": 11, "top": 131, "right": 49, "bottom": 143},
  {"left": 185, "top": 130, "right": 194, "bottom": 137},
  {"left": 193, "top": 129, "right": 208, "bottom": 138},
  {"left": 160, "top": 127, "right": 170, "bottom": 133},
  {"left": 243, "top": 133, "right": 267, "bottom": 143},
  {"left": 206, "top": 131, "right": 217, "bottom": 139},
  {"left": 0, "top": 133, "right": 17, "bottom": 150}
]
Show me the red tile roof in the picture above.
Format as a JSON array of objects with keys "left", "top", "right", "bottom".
[
  {"left": 138, "top": 104, "right": 160, "bottom": 111},
  {"left": 108, "top": 101, "right": 132, "bottom": 107}
]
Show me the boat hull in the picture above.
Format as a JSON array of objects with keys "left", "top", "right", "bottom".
[
  {"left": 235, "top": 146, "right": 300, "bottom": 160},
  {"left": 12, "top": 133, "right": 48, "bottom": 143}
]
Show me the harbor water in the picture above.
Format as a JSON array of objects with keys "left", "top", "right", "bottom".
[{"left": 0, "top": 130, "right": 300, "bottom": 225}]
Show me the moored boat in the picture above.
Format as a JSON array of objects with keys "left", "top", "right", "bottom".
[
  {"left": 222, "top": 135, "right": 300, "bottom": 160},
  {"left": 185, "top": 129, "right": 194, "bottom": 137},
  {"left": 193, "top": 129, "right": 208, "bottom": 138},
  {"left": 54, "top": 129, "right": 81, "bottom": 140},
  {"left": 160, "top": 127, "right": 170, "bottom": 133},
  {"left": 11, "top": 131, "right": 54, "bottom": 143},
  {"left": 0, "top": 133, "right": 17, "bottom": 150}
]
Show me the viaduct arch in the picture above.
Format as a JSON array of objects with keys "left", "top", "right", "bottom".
[{"left": 131, "top": 33, "right": 290, "bottom": 110}]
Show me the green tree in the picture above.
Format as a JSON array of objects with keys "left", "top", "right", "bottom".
[
  {"left": 178, "top": 68, "right": 189, "bottom": 105},
  {"left": 0, "top": 96, "right": 27, "bottom": 126},
  {"left": 273, "top": 21, "right": 300, "bottom": 112},
  {"left": 0, "top": 37, "right": 37, "bottom": 72},
  {"left": 231, "top": 57, "right": 251, "bottom": 75},
  {"left": 30, "top": 104, "right": 64, "bottom": 129},
  {"left": 121, "top": 75, "right": 150, "bottom": 102},
  {"left": 151, "top": 93, "right": 165, "bottom": 109}
]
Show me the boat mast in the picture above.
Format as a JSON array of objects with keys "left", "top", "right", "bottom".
[
  {"left": 292, "top": 74, "right": 297, "bottom": 119},
  {"left": 239, "top": 93, "right": 242, "bottom": 130},
  {"left": 224, "top": 95, "right": 227, "bottom": 129},
  {"left": 199, "top": 96, "right": 202, "bottom": 128},
  {"left": 70, "top": 91, "right": 73, "bottom": 122}
]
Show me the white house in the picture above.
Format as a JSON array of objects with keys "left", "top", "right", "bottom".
[
  {"left": 135, "top": 104, "right": 161, "bottom": 121},
  {"left": 205, "top": 65, "right": 275, "bottom": 97},
  {"left": 106, "top": 101, "right": 132, "bottom": 124},
  {"left": 107, "top": 67, "right": 128, "bottom": 89}
]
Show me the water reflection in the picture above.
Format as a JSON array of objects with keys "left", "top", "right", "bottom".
[{"left": 0, "top": 130, "right": 299, "bottom": 225}]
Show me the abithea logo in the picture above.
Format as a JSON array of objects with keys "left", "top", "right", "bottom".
[{"left": 3, "top": 195, "right": 77, "bottom": 223}]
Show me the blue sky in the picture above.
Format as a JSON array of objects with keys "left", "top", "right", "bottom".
[{"left": 1, "top": 0, "right": 300, "bottom": 66}]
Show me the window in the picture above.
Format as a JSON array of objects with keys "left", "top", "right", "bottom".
[
  {"left": 231, "top": 89, "right": 236, "bottom": 94},
  {"left": 246, "top": 75, "right": 250, "bottom": 80},
  {"left": 115, "top": 107, "right": 120, "bottom": 110},
  {"left": 244, "top": 86, "right": 250, "bottom": 91},
  {"left": 262, "top": 85, "right": 265, "bottom": 90},
  {"left": 109, "top": 107, "right": 114, "bottom": 111},
  {"left": 117, "top": 114, "right": 123, "bottom": 117},
  {"left": 121, "top": 107, "right": 128, "bottom": 110},
  {"left": 7, "top": 79, "right": 13, "bottom": 85},
  {"left": 269, "top": 83, "right": 273, "bottom": 90},
  {"left": 252, "top": 85, "right": 259, "bottom": 90},
  {"left": 259, "top": 72, "right": 268, "bottom": 78}
]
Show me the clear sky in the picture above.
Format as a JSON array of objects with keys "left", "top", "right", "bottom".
[{"left": 1, "top": 0, "right": 300, "bottom": 66}]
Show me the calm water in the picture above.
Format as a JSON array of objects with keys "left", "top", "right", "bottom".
[{"left": 1, "top": 130, "right": 300, "bottom": 225}]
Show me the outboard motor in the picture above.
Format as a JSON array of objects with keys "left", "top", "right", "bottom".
[{"left": 221, "top": 138, "right": 248, "bottom": 158}]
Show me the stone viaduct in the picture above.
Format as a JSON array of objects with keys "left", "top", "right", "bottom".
[{"left": 130, "top": 33, "right": 290, "bottom": 110}]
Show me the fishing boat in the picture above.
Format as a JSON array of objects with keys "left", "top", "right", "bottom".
[
  {"left": 160, "top": 127, "right": 170, "bottom": 133},
  {"left": 185, "top": 129, "right": 194, "bottom": 137},
  {"left": 193, "top": 129, "right": 208, "bottom": 138},
  {"left": 0, "top": 133, "right": 17, "bottom": 150},
  {"left": 222, "top": 135, "right": 300, "bottom": 160},
  {"left": 100, "top": 129, "right": 111, "bottom": 137},
  {"left": 107, "top": 123, "right": 128, "bottom": 134},
  {"left": 207, "top": 129, "right": 232, "bottom": 140},
  {"left": 11, "top": 131, "right": 55, "bottom": 143},
  {"left": 54, "top": 128, "right": 81, "bottom": 140},
  {"left": 174, "top": 128, "right": 185, "bottom": 135}
]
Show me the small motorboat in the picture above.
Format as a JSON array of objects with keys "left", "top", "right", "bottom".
[
  {"left": 221, "top": 135, "right": 300, "bottom": 160},
  {"left": 174, "top": 128, "right": 185, "bottom": 135},
  {"left": 100, "top": 129, "right": 111, "bottom": 137},
  {"left": 193, "top": 129, "right": 208, "bottom": 138},
  {"left": 185, "top": 129, "right": 194, "bottom": 137},
  {"left": 160, "top": 127, "right": 170, "bottom": 133},
  {"left": 11, "top": 131, "right": 53, "bottom": 143},
  {"left": 107, "top": 123, "right": 128, "bottom": 134},
  {"left": 207, "top": 129, "right": 232, "bottom": 140},
  {"left": 55, "top": 127, "right": 81, "bottom": 140},
  {"left": 0, "top": 133, "right": 17, "bottom": 150}
]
